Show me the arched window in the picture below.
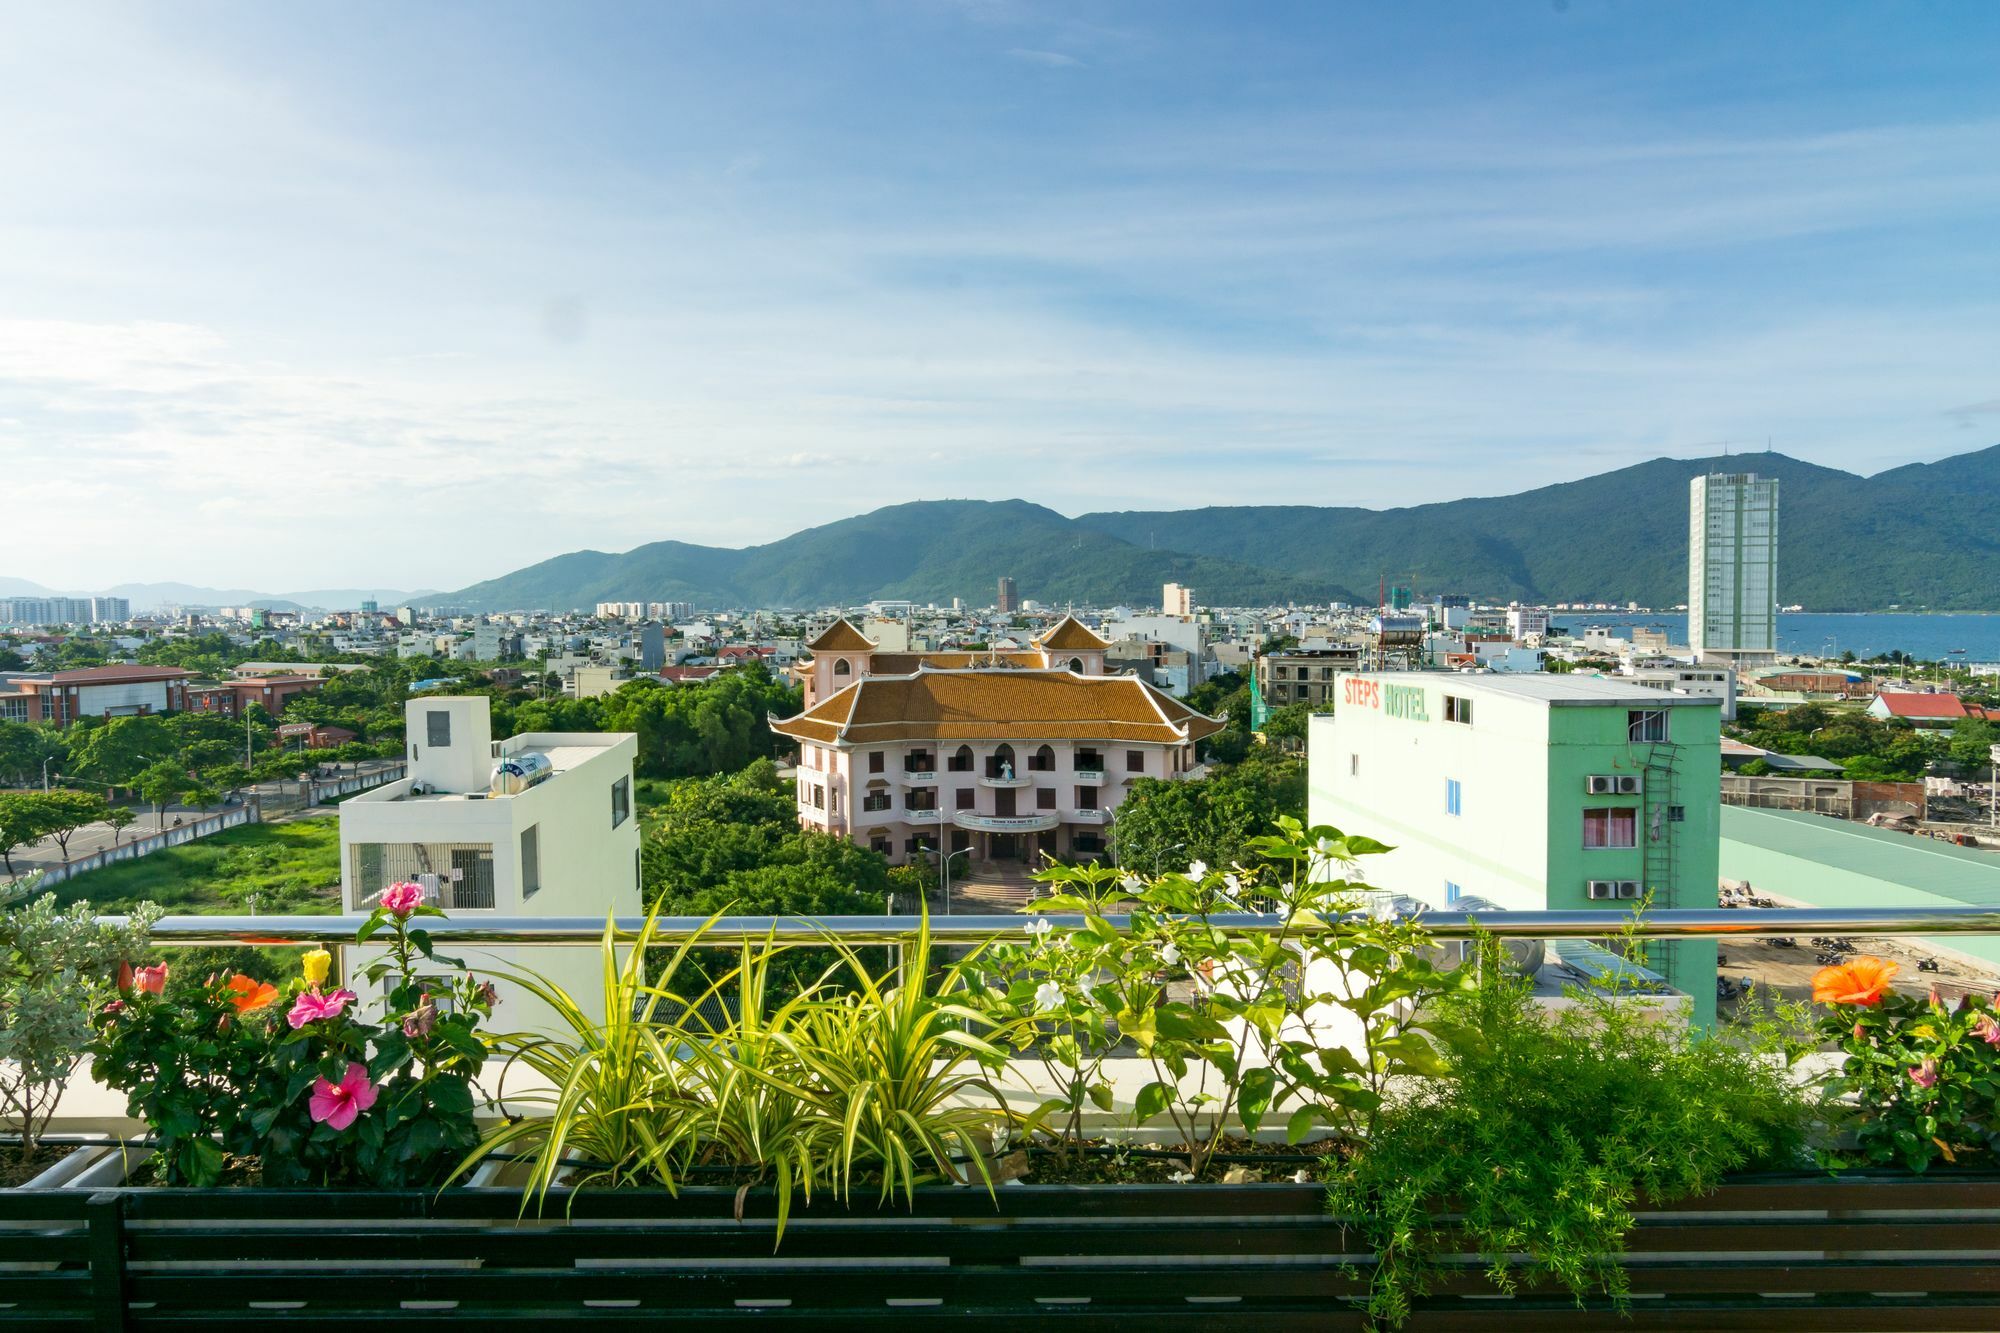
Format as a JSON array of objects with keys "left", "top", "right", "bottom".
[
  {"left": 1031, "top": 744, "right": 1055, "bottom": 772},
  {"left": 950, "top": 744, "right": 974, "bottom": 773},
  {"left": 989, "top": 743, "right": 1016, "bottom": 779},
  {"left": 1068, "top": 657, "right": 1084, "bottom": 673},
  {"left": 833, "top": 658, "right": 851, "bottom": 677}
]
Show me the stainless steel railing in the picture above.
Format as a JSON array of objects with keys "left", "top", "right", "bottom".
[{"left": 99, "top": 905, "right": 2000, "bottom": 948}]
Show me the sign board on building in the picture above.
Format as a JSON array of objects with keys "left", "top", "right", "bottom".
[{"left": 277, "top": 722, "right": 316, "bottom": 739}]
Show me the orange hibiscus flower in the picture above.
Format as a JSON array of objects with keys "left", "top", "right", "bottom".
[
  {"left": 1812, "top": 956, "right": 1898, "bottom": 1007},
  {"left": 224, "top": 974, "right": 280, "bottom": 1014}
]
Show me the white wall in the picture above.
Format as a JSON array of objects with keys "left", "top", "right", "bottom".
[{"left": 1307, "top": 691, "right": 1554, "bottom": 913}]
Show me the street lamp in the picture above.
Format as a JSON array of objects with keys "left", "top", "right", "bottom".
[
  {"left": 932, "top": 843, "right": 974, "bottom": 916},
  {"left": 41, "top": 756, "right": 55, "bottom": 792}
]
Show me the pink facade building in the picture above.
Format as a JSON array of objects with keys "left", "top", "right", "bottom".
[{"left": 773, "top": 616, "right": 1223, "bottom": 868}]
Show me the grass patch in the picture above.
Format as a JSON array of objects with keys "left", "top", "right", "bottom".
[{"left": 51, "top": 816, "right": 342, "bottom": 916}]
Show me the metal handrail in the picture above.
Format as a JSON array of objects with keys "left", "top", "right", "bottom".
[{"left": 98, "top": 905, "right": 2000, "bottom": 948}]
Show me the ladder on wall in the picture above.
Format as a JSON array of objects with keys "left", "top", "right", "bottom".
[{"left": 1641, "top": 741, "right": 1680, "bottom": 906}]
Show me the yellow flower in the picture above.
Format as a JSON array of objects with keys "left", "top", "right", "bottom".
[{"left": 302, "top": 949, "right": 332, "bottom": 987}]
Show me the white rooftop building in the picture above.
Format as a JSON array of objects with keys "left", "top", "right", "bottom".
[{"left": 339, "top": 695, "right": 641, "bottom": 1030}]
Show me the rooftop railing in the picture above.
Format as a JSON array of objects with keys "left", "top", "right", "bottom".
[{"left": 102, "top": 904, "right": 2000, "bottom": 947}]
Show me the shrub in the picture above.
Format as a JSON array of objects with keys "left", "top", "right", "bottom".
[
  {"left": 975, "top": 816, "right": 1459, "bottom": 1175},
  {"left": 92, "top": 884, "right": 493, "bottom": 1187},
  {"left": 1813, "top": 955, "right": 2000, "bottom": 1170},
  {"left": 1326, "top": 945, "right": 1819, "bottom": 1326},
  {"left": 0, "top": 880, "right": 160, "bottom": 1162}
]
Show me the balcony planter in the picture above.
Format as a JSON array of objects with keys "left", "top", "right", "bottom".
[{"left": 5, "top": 1171, "right": 1999, "bottom": 1327}]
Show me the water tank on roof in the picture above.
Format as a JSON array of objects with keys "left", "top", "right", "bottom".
[
  {"left": 1368, "top": 614, "right": 1426, "bottom": 644},
  {"left": 490, "top": 751, "right": 555, "bottom": 796}
]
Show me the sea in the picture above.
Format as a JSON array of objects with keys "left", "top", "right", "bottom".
[{"left": 1545, "top": 613, "right": 2000, "bottom": 664}]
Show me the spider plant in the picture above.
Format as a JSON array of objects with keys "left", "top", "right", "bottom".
[
  {"left": 765, "top": 912, "right": 1022, "bottom": 1206},
  {"left": 680, "top": 938, "right": 843, "bottom": 1235},
  {"left": 451, "top": 908, "right": 716, "bottom": 1205}
]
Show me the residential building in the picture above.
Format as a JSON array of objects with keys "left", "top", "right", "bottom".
[
  {"left": 1505, "top": 608, "right": 1551, "bottom": 640},
  {"left": 0, "top": 665, "right": 193, "bottom": 725},
  {"left": 997, "top": 577, "right": 1019, "bottom": 614},
  {"left": 773, "top": 616, "right": 1222, "bottom": 868},
  {"left": 186, "top": 674, "right": 326, "bottom": 718},
  {"left": 630, "top": 622, "right": 667, "bottom": 671},
  {"left": 1621, "top": 662, "right": 1738, "bottom": 721},
  {"left": 340, "top": 695, "right": 640, "bottom": 1030},
  {"left": 1102, "top": 613, "right": 1208, "bottom": 689},
  {"left": 1163, "top": 583, "right": 1194, "bottom": 617},
  {"left": 0, "top": 595, "right": 126, "bottom": 626},
  {"left": 1867, "top": 691, "right": 1971, "bottom": 728},
  {"left": 1309, "top": 673, "right": 1722, "bottom": 1025},
  {"left": 1255, "top": 646, "right": 1364, "bottom": 709},
  {"left": 1688, "top": 472, "right": 1780, "bottom": 665}
]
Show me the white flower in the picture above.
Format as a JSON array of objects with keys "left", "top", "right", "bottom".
[
  {"left": 1033, "top": 981, "right": 1065, "bottom": 1012},
  {"left": 1024, "top": 918, "right": 1053, "bottom": 940},
  {"left": 1168, "top": 1170, "right": 1196, "bottom": 1184},
  {"left": 1160, "top": 942, "right": 1181, "bottom": 966},
  {"left": 1187, "top": 859, "right": 1209, "bottom": 879},
  {"left": 1315, "top": 836, "right": 1338, "bottom": 855},
  {"left": 1119, "top": 873, "right": 1142, "bottom": 893},
  {"left": 1291, "top": 1169, "right": 1311, "bottom": 1184}
]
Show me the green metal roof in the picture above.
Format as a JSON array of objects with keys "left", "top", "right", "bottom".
[{"left": 1721, "top": 806, "right": 2000, "bottom": 906}]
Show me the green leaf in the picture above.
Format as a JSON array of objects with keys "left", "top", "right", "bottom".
[
  {"left": 1133, "top": 1080, "right": 1172, "bottom": 1124},
  {"left": 1284, "top": 1105, "right": 1320, "bottom": 1145},
  {"left": 1154, "top": 1005, "right": 1229, "bottom": 1043},
  {"left": 427, "top": 1076, "right": 474, "bottom": 1116},
  {"left": 1239, "top": 1066, "right": 1277, "bottom": 1135}
]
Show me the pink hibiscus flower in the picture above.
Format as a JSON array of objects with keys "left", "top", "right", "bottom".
[
  {"left": 308, "top": 1063, "right": 378, "bottom": 1131},
  {"left": 287, "top": 987, "right": 358, "bottom": 1029},
  {"left": 133, "top": 963, "right": 169, "bottom": 995},
  {"left": 378, "top": 881, "right": 426, "bottom": 917}
]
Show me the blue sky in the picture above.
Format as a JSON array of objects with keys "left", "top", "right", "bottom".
[{"left": 4, "top": 1, "right": 1998, "bottom": 591}]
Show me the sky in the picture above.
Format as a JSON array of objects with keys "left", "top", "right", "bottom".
[{"left": 4, "top": 0, "right": 1999, "bottom": 593}]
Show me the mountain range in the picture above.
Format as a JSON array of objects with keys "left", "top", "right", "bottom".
[
  {"left": 0, "top": 580, "right": 435, "bottom": 614},
  {"left": 443, "top": 445, "right": 2000, "bottom": 613}
]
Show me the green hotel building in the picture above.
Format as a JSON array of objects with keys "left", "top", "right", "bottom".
[{"left": 1309, "top": 673, "right": 1723, "bottom": 1026}]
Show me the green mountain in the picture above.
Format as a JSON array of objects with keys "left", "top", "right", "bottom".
[
  {"left": 445, "top": 447, "right": 2000, "bottom": 612},
  {"left": 1078, "top": 446, "right": 2000, "bottom": 612},
  {"left": 447, "top": 500, "right": 1357, "bottom": 611}
]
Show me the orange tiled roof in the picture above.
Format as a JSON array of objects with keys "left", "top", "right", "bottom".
[
  {"left": 1034, "top": 614, "right": 1112, "bottom": 652},
  {"left": 804, "top": 619, "right": 877, "bottom": 653},
  {"left": 771, "top": 669, "right": 1224, "bottom": 746}
]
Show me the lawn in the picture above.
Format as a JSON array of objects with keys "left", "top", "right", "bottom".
[{"left": 52, "top": 815, "right": 342, "bottom": 916}]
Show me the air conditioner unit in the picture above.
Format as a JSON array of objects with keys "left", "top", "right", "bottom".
[
  {"left": 1586, "top": 879, "right": 1620, "bottom": 900},
  {"left": 1615, "top": 775, "right": 1644, "bottom": 795},
  {"left": 1615, "top": 880, "right": 1644, "bottom": 899},
  {"left": 1585, "top": 775, "right": 1617, "bottom": 795}
]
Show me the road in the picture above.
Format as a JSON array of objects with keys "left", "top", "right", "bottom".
[{"left": 2, "top": 759, "right": 402, "bottom": 879}]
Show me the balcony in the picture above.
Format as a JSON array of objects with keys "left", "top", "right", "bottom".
[
  {"left": 952, "top": 810, "right": 1059, "bottom": 833},
  {"left": 1073, "top": 769, "right": 1106, "bottom": 784},
  {"left": 904, "top": 808, "right": 941, "bottom": 823},
  {"left": 1069, "top": 808, "right": 1107, "bottom": 824},
  {"left": 900, "top": 770, "right": 937, "bottom": 785},
  {"left": 978, "top": 773, "right": 1032, "bottom": 789}
]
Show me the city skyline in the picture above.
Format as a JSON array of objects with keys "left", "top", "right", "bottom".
[{"left": 4, "top": 3, "right": 1998, "bottom": 589}]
